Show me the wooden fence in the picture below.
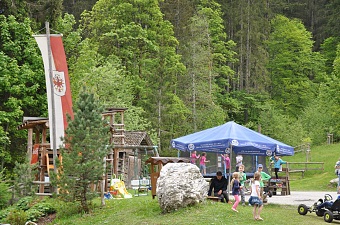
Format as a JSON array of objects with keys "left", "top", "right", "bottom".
[{"left": 287, "top": 162, "right": 324, "bottom": 171}]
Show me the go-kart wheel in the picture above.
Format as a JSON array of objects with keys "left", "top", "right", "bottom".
[
  {"left": 324, "top": 211, "right": 334, "bottom": 223},
  {"left": 316, "top": 209, "right": 325, "bottom": 217},
  {"left": 298, "top": 204, "right": 309, "bottom": 215}
]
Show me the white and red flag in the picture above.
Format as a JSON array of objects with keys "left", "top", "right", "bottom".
[{"left": 34, "top": 34, "right": 74, "bottom": 148}]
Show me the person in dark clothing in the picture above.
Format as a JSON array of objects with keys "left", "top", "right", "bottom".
[{"left": 208, "top": 171, "right": 229, "bottom": 203}]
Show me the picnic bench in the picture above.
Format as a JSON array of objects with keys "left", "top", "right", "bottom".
[
  {"left": 131, "top": 179, "right": 150, "bottom": 196},
  {"left": 287, "top": 162, "right": 324, "bottom": 171},
  {"left": 287, "top": 162, "right": 324, "bottom": 180},
  {"left": 207, "top": 196, "right": 220, "bottom": 202},
  {"left": 288, "top": 169, "right": 305, "bottom": 178}
]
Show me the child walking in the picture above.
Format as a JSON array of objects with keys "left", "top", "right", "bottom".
[
  {"left": 238, "top": 164, "right": 247, "bottom": 206},
  {"left": 248, "top": 172, "right": 264, "bottom": 221},
  {"left": 231, "top": 172, "right": 241, "bottom": 212}
]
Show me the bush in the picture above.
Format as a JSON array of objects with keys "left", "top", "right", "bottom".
[
  {"left": 30, "top": 202, "right": 56, "bottom": 214},
  {"left": 55, "top": 201, "right": 82, "bottom": 219},
  {"left": 0, "top": 170, "right": 11, "bottom": 209},
  {"left": 15, "top": 196, "right": 34, "bottom": 211},
  {"left": 13, "top": 161, "right": 38, "bottom": 197},
  {"left": 0, "top": 197, "right": 58, "bottom": 223},
  {"left": 17, "top": 198, "right": 56, "bottom": 222},
  {"left": 4, "top": 209, "right": 28, "bottom": 225},
  {"left": 0, "top": 207, "right": 12, "bottom": 221},
  {"left": 26, "top": 208, "right": 43, "bottom": 222}
]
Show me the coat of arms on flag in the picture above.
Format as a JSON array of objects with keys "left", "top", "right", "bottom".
[
  {"left": 34, "top": 34, "right": 74, "bottom": 148},
  {"left": 53, "top": 71, "right": 66, "bottom": 96}
]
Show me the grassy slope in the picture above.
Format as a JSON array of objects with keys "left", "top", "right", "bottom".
[
  {"left": 288, "top": 143, "right": 339, "bottom": 191},
  {"left": 50, "top": 144, "right": 340, "bottom": 224}
]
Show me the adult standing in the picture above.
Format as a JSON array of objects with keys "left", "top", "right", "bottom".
[{"left": 335, "top": 158, "right": 340, "bottom": 188}]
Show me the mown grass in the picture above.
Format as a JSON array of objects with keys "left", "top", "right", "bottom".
[
  {"left": 51, "top": 143, "right": 340, "bottom": 224},
  {"left": 288, "top": 143, "right": 339, "bottom": 191},
  {"left": 51, "top": 196, "right": 329, "bottom": 225}
]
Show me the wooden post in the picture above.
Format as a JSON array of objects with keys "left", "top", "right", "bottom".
[
  {"left": 101, "top": 156, "right": 106, "bottom": 206},
  {"left": 114, "top": 148, "right": 118, "bottom": 176},
  {"left": 27, "top": 128, "right": 33, "bottom": 162}
]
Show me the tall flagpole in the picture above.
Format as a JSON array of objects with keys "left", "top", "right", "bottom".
[{"left": 46, "top": 22, "right": 58, "bottom": 177}]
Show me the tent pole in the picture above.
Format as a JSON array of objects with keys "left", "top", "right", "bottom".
[
  {"left": 256, "top": 155, "right": 258, "bottom": 171},
  {"left": 227, "top": 145, "right": 232, "bottom": 199}
]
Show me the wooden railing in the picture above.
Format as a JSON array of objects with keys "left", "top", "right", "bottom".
[
  {"left": 270, "top": 162, "right": 324, "bottom": 180},
  {"left": 287, "top": 162, "right": 324, "bottom": 171}
]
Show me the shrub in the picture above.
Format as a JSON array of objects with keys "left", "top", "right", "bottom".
[
  {"left": 26, "top": 208, "right": 43, "bottom": 222},
  {"left": 30, "top": 202, "right": 56, "bottom": 214},
  {"left": 0, "top": 170, "right": 11, "bottom": 209},
  {"left": 17, "top": 198, "right": 56, "bottom": 222},
  {"left": 13, "top": 161, "right": 38, "bottom": 197},
  {"left": 4, "top": 209, "right": 28, "bottom": 225},
  {"left": 15, "top": 196, "right": 34, "bottom": 211},
  {"left": 1, "top": 196, "right": 57, "bottom": 223},
  {"left": 55, "top": 201, "right": 82, "bottom": 219},
  {"left": 0, "top": 207, "right": 11, "bottom": 221}
]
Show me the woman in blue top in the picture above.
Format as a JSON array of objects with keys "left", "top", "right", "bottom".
[
  {"left": 231, "top": 172, "right": 241, "bottom": 212},
  {"left": 271, "top": 155, "right": 287, "bottom": 179}
]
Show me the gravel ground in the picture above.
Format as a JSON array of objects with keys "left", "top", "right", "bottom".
[{"left": 265, "top": 191, "right": 338, "bottom": 206}]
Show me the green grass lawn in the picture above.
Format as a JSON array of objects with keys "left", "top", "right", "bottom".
[
  {"left": 51, "top": 195, "right": 329, "bottom": 225},
  {"left": 288, "top": 143, "right": 339, "bottom": 191},
  {"left": 50, "top": 143, "right": 340, "bottom": 224}
]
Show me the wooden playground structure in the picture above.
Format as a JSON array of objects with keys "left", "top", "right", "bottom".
[
  {"left": 267, "top": 161, "right": 324, "bottom": 196},
  {"left": 17, "top": 108, "right": 158, "bottom": 196}
]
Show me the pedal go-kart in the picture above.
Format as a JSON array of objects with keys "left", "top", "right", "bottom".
[{"left": 298, "top": 194, "right": 340, "bottom": 223}]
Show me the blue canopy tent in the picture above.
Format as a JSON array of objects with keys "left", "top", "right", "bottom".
[
  {"left": 170, "top": 121, "right": 294, "bottom": 196},
  {"left": 171, "top": 121, "right": 294, "bottom": 156}
]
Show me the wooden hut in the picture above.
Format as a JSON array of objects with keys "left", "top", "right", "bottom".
[
  {"left": 18, "top": 108, "right": 157, "bottom": 195},
  {"left": 17, "top": 117, "right": 54, "bottom": 195}
]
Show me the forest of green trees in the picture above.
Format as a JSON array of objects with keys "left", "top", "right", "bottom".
[{"left": 1, "top": 0, "right": 340, "bottom": 174}]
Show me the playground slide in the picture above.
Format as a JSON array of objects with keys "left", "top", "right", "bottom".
[
  {"left": 117, "top": 186, "right": 132, "bottom": 198},
  {"left": 110, "top": 179, "right": 132, "bottom": 199}
]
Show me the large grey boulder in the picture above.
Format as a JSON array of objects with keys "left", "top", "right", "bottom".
[{"left": 156, "top": 163, "right": 209, "bottom": 213}]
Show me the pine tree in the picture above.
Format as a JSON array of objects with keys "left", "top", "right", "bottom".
[
  {"left": 0, "top": 169, "right": 11, "bottom": 209},
  {"left": 54, "top": 88, "right": 110, "bottom": 213},
  {"left": 180, "top": 0, "right": 235, "bottom": 130}
]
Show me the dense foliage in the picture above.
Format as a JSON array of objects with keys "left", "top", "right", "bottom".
[
  {"left": 0, "top": 170, "right": 10, "bottom": 209},
  {"left": 0, "top": 196, "right": 56, "bottom": 224},
  {"left": 1, "top": 0, "right": 340, "bottom": 173},
  {"left": 0, "top": 15, "right": 46, "bottom": 172}
]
